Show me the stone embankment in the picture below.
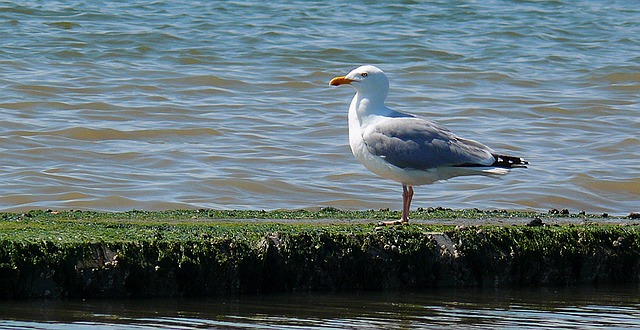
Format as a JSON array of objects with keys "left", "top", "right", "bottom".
[{"left": 1, "top": 209, "right": 639, "bottom": 298}]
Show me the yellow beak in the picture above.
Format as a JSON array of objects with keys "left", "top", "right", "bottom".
[{"left": 329, "top": 76, "right": 353, "bottom": 86}]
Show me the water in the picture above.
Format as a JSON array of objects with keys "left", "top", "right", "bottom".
[
  {"left": 1, "top": 1, "right": 638, "bottom": 214},
  {"left": 1, "top": 285, "right": 639, "bottom": 329}
]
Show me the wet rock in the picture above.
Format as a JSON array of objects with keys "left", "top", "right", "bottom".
[
  {"left": 627, "top": 212, "right": 640, "bottom": 219},
  {"left": 455, "top": 225, "right": 468, "bottom": 231},
  {"left": 268, "top": 233, "right": 281, "bottom": 247},
  {"left": 612, "top": 237, "right": 624, "bottom": 248},
  {"left": 527, "top": 218, "right": 544, "bottom": 227},
  {"left": 428, "top": 206, "right": 452, "bottom": 212},
  {"left": 4, "top": 224, "right": 640, "bottom": 298},
  {"left": 549, "top": 209, "right": 569, "bottom": 215}
]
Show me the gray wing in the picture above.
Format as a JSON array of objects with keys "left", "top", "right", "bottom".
[{"left": 362, "top": 117, "right": 495, "bottom": 169}]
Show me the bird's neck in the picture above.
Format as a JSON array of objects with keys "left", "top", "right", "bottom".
[
  {"left": 350, "top": 92, "right": 389, "bottom": 120},
  {"left": 348, "top": 92, "right": 411, "bottom": 132}
]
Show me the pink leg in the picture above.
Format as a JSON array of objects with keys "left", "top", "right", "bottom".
[
  {"left": 380, "top": 184, "right": 413, "bottom": 226},
  {"left": 401, "top": 184, "right": 414, "bottom": 223}
]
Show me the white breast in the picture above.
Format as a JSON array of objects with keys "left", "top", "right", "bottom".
[{"left": 348, "top": 105, "right": 445, "bottom": 186}]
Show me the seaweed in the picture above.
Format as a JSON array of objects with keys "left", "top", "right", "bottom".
[{"left": 0, "top": 209, "right": 638, "bottom": 298}]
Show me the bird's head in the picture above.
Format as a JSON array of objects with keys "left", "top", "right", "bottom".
[{"left": 330, "top": 65, "right": 389, "bottom": 100}]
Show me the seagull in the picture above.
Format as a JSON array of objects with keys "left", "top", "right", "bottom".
[{"left": 329, "top": 65, "right": 527, "bottom": 225}]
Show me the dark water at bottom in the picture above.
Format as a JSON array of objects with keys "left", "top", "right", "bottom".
[{"left": 1, "top": 285, "right": 639, "bottom": 329}]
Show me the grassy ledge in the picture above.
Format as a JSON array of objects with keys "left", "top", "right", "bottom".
[{"left": 1, "top": 208, "right": 639, "bottom": 298}]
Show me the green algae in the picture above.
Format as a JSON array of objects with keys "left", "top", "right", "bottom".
[
  {"left": 0, "top": 207, "right": 609, "bottom": 226},
  {"left": 0, "top": 209, "right": 638, "bottom": 298},
  {"left": 447, "top": 224, "right": 640, "bottom": 285}
]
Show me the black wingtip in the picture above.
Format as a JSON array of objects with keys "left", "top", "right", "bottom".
[{"left": 492, "top": 154, "right": 528, "bottom": 168}]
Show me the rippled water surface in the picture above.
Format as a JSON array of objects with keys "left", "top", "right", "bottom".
[
  {"left": 1, "top": 1, "right": 639, "bottom": 213},
  {"left": 1, "top": 285, "right": 639, "bottom": 329}
]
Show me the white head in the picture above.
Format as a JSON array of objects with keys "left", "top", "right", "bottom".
[{"left": 330, "top": 65, "right": 389, "bottom": 102}]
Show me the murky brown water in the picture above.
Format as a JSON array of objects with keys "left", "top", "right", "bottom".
[
  {"left": 1, "top": 285, "right": 639, "bottom": 329},
  {"left": 1, "top": 1, "right": 638, "bottom": 214}
]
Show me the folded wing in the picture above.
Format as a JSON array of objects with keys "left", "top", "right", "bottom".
[{"left": 362, "top": 117, "right": 497, "bottom": 169}]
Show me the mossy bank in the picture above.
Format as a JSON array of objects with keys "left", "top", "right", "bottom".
[{"left": 1, "top": 209, "right": 639, "bottom": 298}]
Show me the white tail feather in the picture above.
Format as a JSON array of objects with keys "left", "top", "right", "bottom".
[{"left": 482, "top": 167, "right": 510, "bottom": 175}]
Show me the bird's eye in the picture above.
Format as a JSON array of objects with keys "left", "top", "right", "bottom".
[{"left": 361, "top": 72, "right": 368, "bottom": 77}]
